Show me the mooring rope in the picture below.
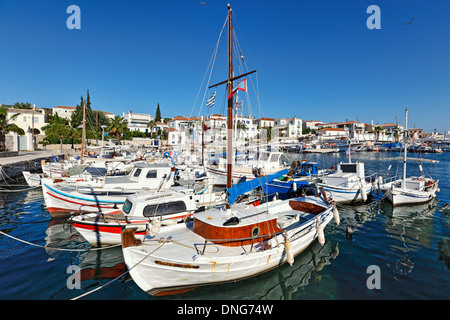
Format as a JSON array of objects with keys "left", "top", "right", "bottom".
[
  {"left": 0, "top": 185, "right": 41, "bottom": 192},
  {"left": 0, "top": 230, "right": 121, "bottom": 251},
  {"left": 71, "top": 238, "right": 169, "bottom": 300}
]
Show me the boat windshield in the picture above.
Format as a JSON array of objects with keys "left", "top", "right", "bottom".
[{"left": 123, "top": 199, "right": 133, "bottom": 214}]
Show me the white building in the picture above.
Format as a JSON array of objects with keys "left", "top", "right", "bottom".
[
  {"left": 53, "top": 106, "right": 76, "bottom": 122},
  {"left": 316, "top": 128, "right": 347, "bottom": 140},
  {"left": 274, "top": 116, "right": 302, "bottom": 139},
  {"left": 7, "top": 107, "right": 47, "bottom": 134},
  {"left": 302, "top": 120, "right": 323, "bottom": 131},
  {"left": 122, "top": 111, "right": 154, "bottom": 133}
]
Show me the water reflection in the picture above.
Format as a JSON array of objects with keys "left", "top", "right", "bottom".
[{"left": 163, "top": 240, "right": 340, "bottom": 300}]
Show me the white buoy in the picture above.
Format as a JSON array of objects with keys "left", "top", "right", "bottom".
[
  {"left": 292, "top": 181, "right": 297, "bottom": 192},
  {"left": 333, "top": 205, "right": 340, "bottom": 225},
  {"left": 360, "top": 185, "right": 367, "bottom": 202},
  {"left": 317, "top": 224, "right": 325, "bottom": 246},
  {"left": 284, "top": 238, "right": 294, "bottom": 266}
]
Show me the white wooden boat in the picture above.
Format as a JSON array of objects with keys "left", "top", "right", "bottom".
[
  {"left": 317, "top": 161, "right": 375, "bottom": 204},
  {"left": 206, "top": 150, "right": 289, "bottom": 185},
  {"left": 42, "top": 162, "right": 175, "bottom": 216},
  {"left": 380, "top": 109, "right": 439, "bottom": 206},
  {"left": 121, "top": 193, "right": 337, "bottom": 295}
]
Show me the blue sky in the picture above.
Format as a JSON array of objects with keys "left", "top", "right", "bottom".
[{"left": 1, "top": 0, "right": 449, "bottom": 133}]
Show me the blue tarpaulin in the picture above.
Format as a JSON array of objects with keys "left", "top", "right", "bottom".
[{"left": 226, "top": 169, "right": 289, "bottom": 205}]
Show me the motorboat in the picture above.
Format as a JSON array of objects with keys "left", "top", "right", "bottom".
[{"left": 42, "top": 162, "right": 175, "bottom": 216}]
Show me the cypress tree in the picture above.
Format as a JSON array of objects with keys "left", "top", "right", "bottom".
[{"left": 155, "top": 103, "right": 161, "bottom": 123}]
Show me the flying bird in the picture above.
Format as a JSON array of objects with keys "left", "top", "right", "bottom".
[
  {"left": 199, "top": 1, "right": 207, "bottom": 5},
  {"left": 404, "top": 17, "right": 414, "bottom": 25}
]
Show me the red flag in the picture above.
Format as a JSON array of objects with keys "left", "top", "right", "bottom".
[{"left": 228, "top": 79, "right": 247, "bottom": 99}]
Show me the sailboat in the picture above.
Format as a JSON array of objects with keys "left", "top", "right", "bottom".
[
  {"left": 121, "top": 4, "right": 338, "bottom": 296},
  {"left": 380, "top": 109, "right": 439, "bottom": 206}
]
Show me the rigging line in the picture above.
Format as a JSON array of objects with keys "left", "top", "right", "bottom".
[
  {"left": 233, "top": 15, "right": 264, "bottom": 119},
  {"left": 232, "top": 29, "right": 254, "bottom": 118},
  {"left": 189, "top": 15, "right": 228, "bottom": 120}
]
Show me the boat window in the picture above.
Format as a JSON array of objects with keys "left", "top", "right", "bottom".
[
  {"left": 270, "top": 153, "right": 280, "bottom": 162},
  {"left": 146, "top": 170, "right": 157, "bottom": 178},
  {"left": 340, "top": 164, "right": 357, "bottom": 173},
  {"left": 133, "top": 168, "right": 142, "bottom": 177},
  {"left": 259, "top": 152, "right": 269, "bottom": 161},
  {"left": 122, "top": 199, "right": 133, "bottom": 214},
  {"left": 143, "top": 201, "right": 187, "bottom": 217}
]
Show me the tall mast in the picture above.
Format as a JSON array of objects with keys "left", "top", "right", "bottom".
[
  {"left": 226, "top": 4, "right": 234, "bottom": 191},
  {"left": 402, "top": 108, "right": 408, "bottom": 189}
]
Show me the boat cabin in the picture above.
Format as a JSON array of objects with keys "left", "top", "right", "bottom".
[
  {"left": 403, "top": 177, "right": 425, "bottom": 191},
  {"left": 101, "top": 163, "right": 175, "bottom": 191},
  {"left": 299, "top": 162, "right": 319, "bottom": 176},
  {"left": 321, "top": 161, "right": 366, "bottom": 187}
]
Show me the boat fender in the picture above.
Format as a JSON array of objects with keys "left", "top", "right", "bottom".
[
  {"left": 316, "top": 219, "right": 325, "bottom": 246},
  {"left": 333, "top": 205, "right": 340, "bottom": 225},
  {"left": 360, "top": 185, "right": 367, "bottom": 202},
  {"left": 284, "top": 237, "right": 294, "bottom": 266},
  {"left": 148, "top": 219, "right": 161, "bottom": 237},
  {"left": 292, "top": 182, "right": 297, "bottom": 192}
]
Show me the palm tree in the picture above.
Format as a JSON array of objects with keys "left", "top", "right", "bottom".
[
  {"left": 0, "top": 107, "right": 25, "bottom": 151},
  {"left": 107, "top": 116, "right": 128, "bottom": 144},
  {"left": 236, "top": 120, "right": 247, "bottom": 139},
  {"left": 374, "top": 126, "right": 384, "bottom": 142},
  {"left": 147, "top": 120, "right": 155, "bottom": 138}
]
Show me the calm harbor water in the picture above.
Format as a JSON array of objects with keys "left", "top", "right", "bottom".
[{"left": 0, "top": 151, "right": 448, "bottom": 300}]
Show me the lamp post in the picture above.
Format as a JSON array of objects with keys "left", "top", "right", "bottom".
[{"left": 101, "top": 125, "right": 107, "bottom": 156}]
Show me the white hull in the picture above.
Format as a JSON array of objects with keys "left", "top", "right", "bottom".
[
  {"left": 122, "top": 198, "right": 335, "bottom": 295},
  {"left": 318, "top": 183, "right": 373, "bottom": 204},
  {"left": 42, "top": 181, "right": 126, "bottom": 215},
  {"left": 22, "top": 171, "right": 43, "bottom": 187},
  {"left": 73, "top": 214, "right": 149, "bottom": 247},
  {"left": 381, "top": 181, "right": 438, "bottom": 207}
]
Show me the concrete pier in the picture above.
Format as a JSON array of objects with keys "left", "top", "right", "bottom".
[{"left": 0, "top": 151, "right": 65, "bottom": 184}]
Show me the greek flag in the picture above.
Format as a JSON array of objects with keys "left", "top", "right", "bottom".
[{"left": 207, "top": 90, "right": 216, "bottom": 108}]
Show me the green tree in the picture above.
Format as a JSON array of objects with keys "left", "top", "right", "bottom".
[
  {"left": 43, "top": 123, "right": 71, "bottom": 149},
  {"left": 155, "top": 103, "right": 162, "bottom": 123},
  {"left": 0, "top": 107, "right": 25, "bottom": 151},
  {"left": 70, "top": 95, "right": 86, "bottom": 129},
  {"left": 107, "top": 116, "right": 128, "bottom": 143}
]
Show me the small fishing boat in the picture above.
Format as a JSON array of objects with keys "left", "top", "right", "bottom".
[
  {"left": 42, "top": 162, "right": 175, "bottom": 216},
  {"left": 206, "top": 150, "right": 290, "bottom": 185},
  {"left": 380, "top": 109, "right": 439, "bottom": 206},
  {"left": 121, "top": 190, "right": 337, "bottom": 295},
  {"left": 317, "top": 143, "right": 376, "bottom": 204},
  {"left": 71, "top": 184, "right": 227, "bottom": 247}
]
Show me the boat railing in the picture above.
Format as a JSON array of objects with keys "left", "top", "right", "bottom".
[{"left": 199, "top": 230, "right": 285, "bottom": 255}]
